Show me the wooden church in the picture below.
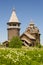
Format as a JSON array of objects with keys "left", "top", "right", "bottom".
[
  {"left": 20, "top": 21, "right": 40, "bottom": 47},
  {"left": 3, "top": 9, "right": 40, "bottom": 47}
]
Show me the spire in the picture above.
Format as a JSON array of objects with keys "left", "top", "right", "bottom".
[
  {"left": 29, "top": 19, "right": 35, "bottom": 27},
  {"left": 12, "top": 8, "right": 15, "bottom": 11},
  {"left": 9, "top": 8, "right": 19, "bottom": 23},
  {"left": 29, "top": 19, "right": 34, "bottom": 25}
]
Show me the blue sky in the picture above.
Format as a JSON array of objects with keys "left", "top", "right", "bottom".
[{"left": 0, "top": 0, "right": 43, "bottom": 45}]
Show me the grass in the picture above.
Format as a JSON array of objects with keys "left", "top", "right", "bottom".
[{"left": 0, "top": 47, "right": 43, "bottom": 65}]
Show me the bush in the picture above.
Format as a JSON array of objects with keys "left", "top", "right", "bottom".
[
  {"left": 36, "top": 42, "right": 42, "bottom": 48},
  {"left": 9, "top": 36, "right": 23, "bottom": 48},
  {"left": 38, "top": 44, "right": 42, "bottom": 48}
]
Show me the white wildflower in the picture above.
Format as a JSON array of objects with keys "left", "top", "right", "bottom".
[{"left": 38, "top": 54, "right": 41, "bottom": 57}]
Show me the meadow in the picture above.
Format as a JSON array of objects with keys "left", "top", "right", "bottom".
[{"left": 0, "top": 47, "right": 43, "bottom": 65}]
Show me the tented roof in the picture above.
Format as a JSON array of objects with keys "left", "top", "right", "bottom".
[{"left": 9, "top": 9, "right": 19, "bottom": 23}]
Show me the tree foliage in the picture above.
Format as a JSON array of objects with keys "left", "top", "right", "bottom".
[
  {"left": 9, "top": 36, "right": 23, "bottom": 48},
  {"left": 36, "top": 41, "right": 42, "bottom": 48}
]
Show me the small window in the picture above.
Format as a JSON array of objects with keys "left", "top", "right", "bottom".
[
  {"left": 13, "top": 24, "right": 16, "bottom": 26},
  {"left": 18, "top": 24, "right": 20, "bottom": 26},
  {"left": 29, "top": 44, "right": 32, "bottom": 46},
  {"left": 9, "top": 24, "right": 11, "bottom": 26}
]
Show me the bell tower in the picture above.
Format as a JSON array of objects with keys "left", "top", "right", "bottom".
[{"left": 7, "top": 9, "right": 20, "bottom": 40}]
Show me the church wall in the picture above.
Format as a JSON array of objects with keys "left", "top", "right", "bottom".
[{"left": 31, "top": 33, "right": 40, "bottom": 45}]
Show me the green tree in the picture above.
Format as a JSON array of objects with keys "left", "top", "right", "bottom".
[
  {"left": 36, "top": 41, "right": 42, "bottom": 48},
  {"left": 9, "top": 36, "right": 23, "bottom": 48}
]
